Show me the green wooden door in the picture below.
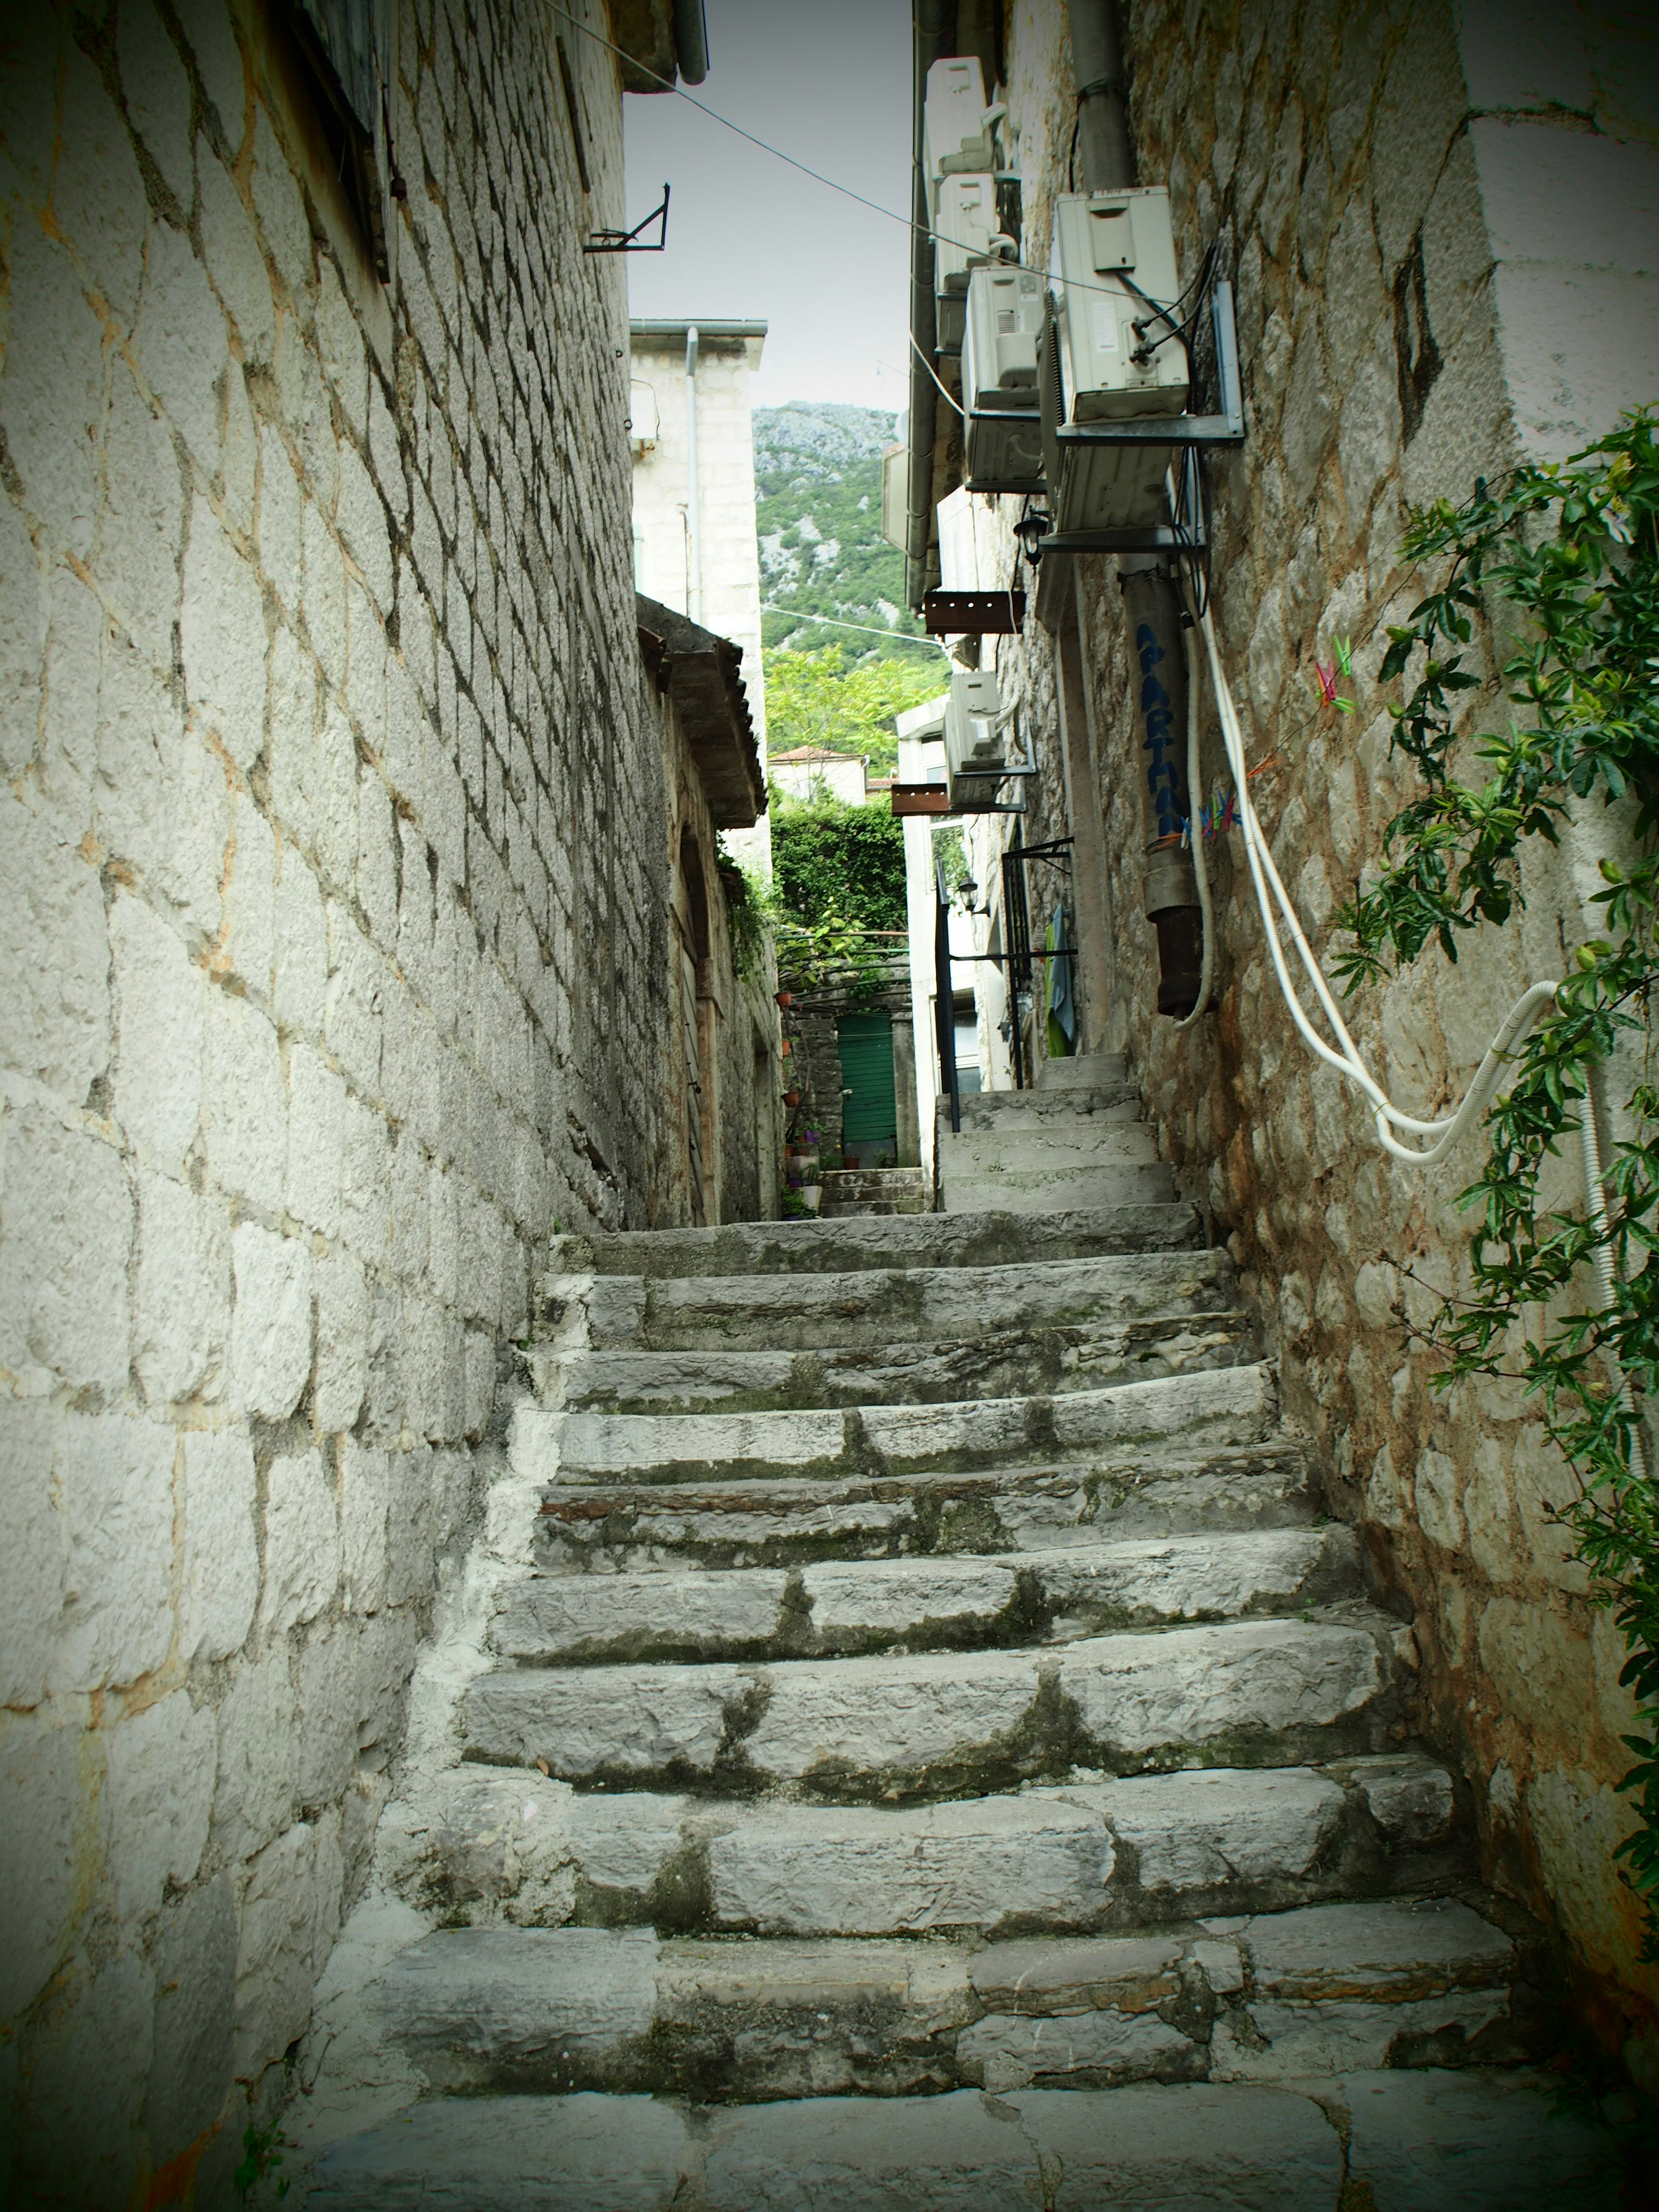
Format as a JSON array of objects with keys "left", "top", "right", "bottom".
[{"left": 838, "top": 1011, "right": 897, "bottom": 1145}]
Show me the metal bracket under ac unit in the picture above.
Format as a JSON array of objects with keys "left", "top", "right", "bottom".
[{"left": 1036, "top": 279, "right": 1245, "bottom": 555}]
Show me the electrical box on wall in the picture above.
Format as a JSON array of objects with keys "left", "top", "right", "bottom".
[
  {"left": 962, "top": 265, "right": 1044, "bottom": 492},
  {"left": 1050, "top": 189, "right": 1189, "bottom": 421},
  {"left": 944, "top": 667, "right": 1011, "bottom": 810},
  {"left": 924, "top": 56, "right": 997, "bottom": 192}
]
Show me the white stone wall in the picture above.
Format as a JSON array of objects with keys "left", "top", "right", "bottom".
[
  {"left": 0, "top": 0, "right": 680, "bottom": 2193},
  {"left": 630, "top": 328, "right": 771, "bottom": 869},
  {"left": 979, "top": 0, "right": 1659, "bottom": 2064}
]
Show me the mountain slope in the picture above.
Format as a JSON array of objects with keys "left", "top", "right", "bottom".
[{"left": 754, "top": 404, "right": 934, "bottom": 667}]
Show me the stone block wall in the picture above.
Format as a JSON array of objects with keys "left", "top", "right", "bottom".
[
  {"left": 979, "top": 0, "right": 1659, "bottom": 2067},
  {"left": 0, "top": 0, "right": 685, "bottom": 2194}
]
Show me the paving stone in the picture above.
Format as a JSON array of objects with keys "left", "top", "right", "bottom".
[
  {"left": 1336, "top": 2067, "right": 1622, "bottom": 2209},
  {"left": 702, "top": 2090, "right": 1041, "bottom": 2211},
  {"left": 1014, "top": 2082, "right": 1346, "bottom": 2208},
  {"left": 1348, "top": 1752, "right": 1456, "bottom": 1843},
  {"left": 307, "top": 2093, "right": 697, "bottom": 2209},
  {"left": 1062, "top": 1762, "right": 1348, "bottom": 1890},
  {"left": 1243, "top": 1897, "right": 1513, "bottom": 1999},
  {"left": 960, "top": 2005, "right": 1199, "bottom": 2089},
  {"left": 1212, "top": 1990, "right": 1511, "bottom": 2078}
]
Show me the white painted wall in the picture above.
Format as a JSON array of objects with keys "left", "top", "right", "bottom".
[{"left": 630, "top": 328, "right": 772, "bottom": 872}]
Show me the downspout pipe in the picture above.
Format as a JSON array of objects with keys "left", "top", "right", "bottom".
[
  {"left": 905, "top": 1, "right": 950, "bottom": 612},
  {"left": 671, "top": 0, "right": 709, "bottom": 85},
  {"left": 1069, "top": 0, "right": 1204, "bottom": 1019},
  {"left": 685, "top": 324, "right": 702, "bottom": 623}
]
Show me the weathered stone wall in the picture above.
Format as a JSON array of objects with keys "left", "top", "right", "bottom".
[
  {"left": 0, "top": 0, "right": 687, "bottom": 2195},
  {"left": 984, "top": 0, "right": 1659, "bottom": 2069}
]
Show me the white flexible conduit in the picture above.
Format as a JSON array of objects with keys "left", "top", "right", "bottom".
[
  {"left": 1191, "top": 595, "right": 1645, "bottom": 1479},
  {"left": 1173, "top": 616, "right": 1214, "bottom": 1030}
]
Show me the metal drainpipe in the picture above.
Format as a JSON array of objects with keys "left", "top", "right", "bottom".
[
  {"left": 904, "top": 0, "right": 950, "bottom": 612},
  {"left": 684, "top": 324, "right": 702, "bottom": 623},
  {"left": 1069, "top": 0, "right": 1203, "bottom": 1018}
]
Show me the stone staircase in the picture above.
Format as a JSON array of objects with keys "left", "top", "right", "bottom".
[
  {"left": 818, "top": 1166, "right": 931, "bottom": 1217},
  {"left": 301, "top": 1063, "right": 1620, "bottom": 2206}
]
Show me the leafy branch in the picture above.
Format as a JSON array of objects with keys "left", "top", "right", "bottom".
[{"left": 1332, "top": 409, "right": 1659, "bottom": 1951}]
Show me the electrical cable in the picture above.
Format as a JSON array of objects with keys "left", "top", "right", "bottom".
[
  {"left": 1191, "top": 594, "right": 1646, "bottom": 1479},
  {"left": 761, "top": 602, "right": 950, "bottom": 652},
  {"left": 911, "top": 330, "right": 967, "bottom": 416}
]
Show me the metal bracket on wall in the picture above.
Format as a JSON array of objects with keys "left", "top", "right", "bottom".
[
  {"left": 1035, "top": 279, "right": 1245, "bottom": 556},
  {"left": 586, "top": 182, "right": 670, "bottom": 254}
]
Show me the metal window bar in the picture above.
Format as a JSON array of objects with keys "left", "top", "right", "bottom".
[
  {"left": 934, "top": 863, "right": 961, "bottom": 1135},
  {"left": 998, "top": 838, "right": 1074, "bottom": 1090}
]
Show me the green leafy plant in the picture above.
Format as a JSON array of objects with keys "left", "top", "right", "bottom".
[
  {"left": 721, "top": 855, "right": 785, "bottom": 985},
  {"left": 1332, "top": 409, "right": 1659, "bottom": 1951},
  {"left": 763, "top": 648, "right": 946, "bottom": 775},
  {"left": 772, "top": 788, "right": 908, "bottom": 932},
  {"left": 234, "top": 2123, "right": 290, "bottom": 2198}
]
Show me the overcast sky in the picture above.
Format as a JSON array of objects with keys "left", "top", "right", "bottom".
[{"left": 620, "top": 0, "right": 913, "bottom": 414}]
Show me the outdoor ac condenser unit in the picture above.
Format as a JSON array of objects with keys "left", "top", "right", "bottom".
[
  {"left": 962, "top": 265, "right": 1044, "bottom": 491},
  {"left": 1044, "top": 188, "right": 1189, "bottom": 533},
  {"left": 944, "top": 667, "right": 1009, "bottom": 810},
  {"left": 924, "top": 56, "right": 997, "bottom": 193}
]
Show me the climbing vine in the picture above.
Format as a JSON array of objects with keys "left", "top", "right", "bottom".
[{"left": 1332, "top": 410, "right": 1659, "bottom": 1952}]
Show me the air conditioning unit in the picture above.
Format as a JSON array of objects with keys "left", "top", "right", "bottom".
[
  {"left": 879, "top": 442, "right": 909, "bottom": 551},
  {"left": 1043, "top": 188, "right": 1189, "bottom": 532},
  {"left": 944, "top": 667, "right": 1009, "bottom": 810},
  {"left": 962, "top": 265, "right": 1044, "bottom": 490},
  {"left": 924, "top": 56, "right": 997, "bottom": 194},
  {"left": 934, "top": 175, "right": 1005, "bottom": 354}
]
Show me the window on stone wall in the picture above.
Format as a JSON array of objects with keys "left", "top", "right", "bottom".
[{"left": 285, "top": 0, "right": 400, "bottom": 282}]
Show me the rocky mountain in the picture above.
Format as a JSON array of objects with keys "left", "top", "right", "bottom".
[{"left": 753, "top": 403, "right": 934, "bottom": 667}]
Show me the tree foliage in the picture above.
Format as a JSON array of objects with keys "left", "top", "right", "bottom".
[
  {"left": 771, "top": 789, "right": 909, "bottom": 933},
  {"left": 1332, "top": 410, "right": 1659, "bottom": 1949},
  {"left": 764, "top": 648, "right": 947, "bottom": 776}
]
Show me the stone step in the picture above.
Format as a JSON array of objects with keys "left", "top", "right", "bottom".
[
  {"left": 397, "top": 1755, "right": 1460, "bottom": 1940},
  {"left": 1041, "top": 1049, "right": 1129, "bottom": 1088},
  {"left": 568, "top": 1248, "right": 1238, "bottom": 1355},
  {"left": 949, "top": 1081, "right": 1142, "bottom": 1128},
  {"left": 492, "top": 1526, "right": 1362, "bottom": 1666},
  {"left": 552, "top": 1311, "right": 1255, "bottom": 1414},
  {"left": 547, "top": 1201, "right": 1205, "bottom": 1281},
  {"left": 462, "top": 1607, "right": 1402, "bottom": 1794},
  {"left": 309, "top": 2071, "right": 1622, "bottom": 2211},
  {"left": 937, "top": 1121, "right": 1162, "bottom": 1173},
  {"left": 522, "top": 1363, "right": 1278, "bottom": 1490},
  {"left": 346, "top": 1896, "right": 1523, "bottom": 2106},
  {"left": 534, "top": 1439, "right": 1322, "bottom": 1575},
  {"left": 940, "top": 1163, "right": 1178, "bottom": 1215},
  {"left": 818, "top": 1168, "right": 931, "bottom": 1218}
]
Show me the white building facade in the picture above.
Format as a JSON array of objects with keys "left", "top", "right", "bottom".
[{"left": 629, "top": 318, "right": 771, "bottom": 871}]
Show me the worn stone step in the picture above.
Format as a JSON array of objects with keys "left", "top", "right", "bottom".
[
  {"left": 493, "top": 1526, "right": 1362, "bottom": 1666},
  {"left": 941, "top": 1163, "right": 1177, "bottom": 1215},
  {"left": 938, "top": 1122, "right": 1162, "bottom": 1175},
  {"left": 1039, "top": 1050, "right": 1128, "bottom": 1089},
  {"left": 534, "top": 1439, "right": 1323, "bottom": 1575},
  {"left": 553, "top": 1312, "right": 1254, "bottom": 1415},
  {"left": 397, "top": 1756, "right": 1460, "bottom": 1940},
  {"left": 349, "top": 1896, "right": 1521, "bottom": 2106},
  {"left": 521, "top": 1363, "right": 1277, "bottom": 1490},
  {"left": 547, "top": 1202, "right": 1205, "bottom": 1281},
  {"left": 567, "top": 1249, "right": 1238, "bottom": 1355},
  {"left": 940, "top": 1160, "right": 1177, "bottom": 1210},
  {"left": 308, "top": 2071, "right": 1621, "bottom": 2211},
  {"left": 462, "top": 1608, "right": 1402, "bottom": 1795},
  {"left": 950, "top": 1082, "right": 1142, "bottom": 1129},
  {"left": 818, "top": 1168, "right": 931, "bottom": 1218}
]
